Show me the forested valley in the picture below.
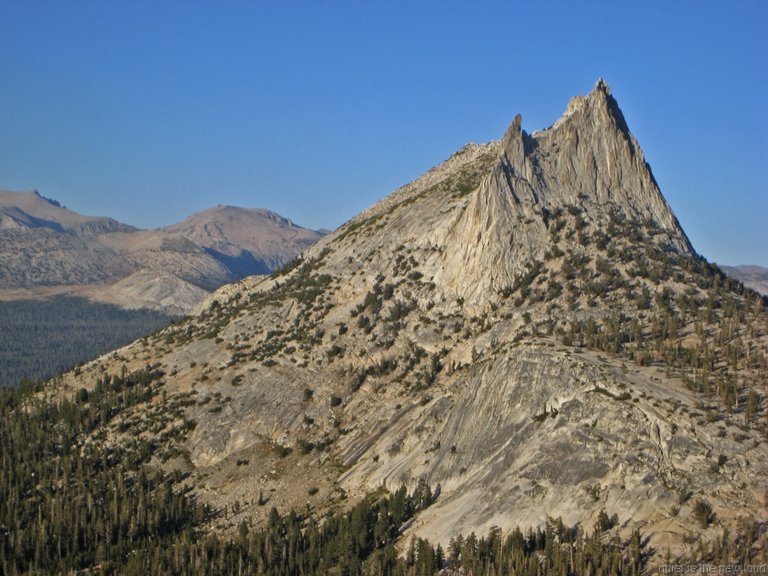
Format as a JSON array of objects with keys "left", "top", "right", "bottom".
[{"left": 0, "top": 296, "right": 174, "bottom": 387}]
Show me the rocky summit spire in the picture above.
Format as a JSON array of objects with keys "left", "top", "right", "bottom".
[
  {"left": 320, "top": 79, "right": 698, "bottom": 308},
  {"left": 501, "top": 114, "right": 527, "bottom": 172},
  {"left": 528, "top": 78, "right": 685, "bottom": 234},
  {"left": 430, "top": 80, "right": 694, "bottom": 304}
]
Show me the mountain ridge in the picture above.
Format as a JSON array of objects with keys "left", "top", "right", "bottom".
[
  {"left": 0, "top": 189, "right": 136, "bottom": 235},
  {"left": 42, "top": 80, "right": 768, "bottom": 566}
]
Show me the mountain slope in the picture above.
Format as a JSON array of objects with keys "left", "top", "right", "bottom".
[
  {"left": 0, "top": 191, "right": 137, "bottom": 288},
  {"left": 165, "top": 205, "right": 322, "bottom": 274},
  {"left": 0, "top": 189, "right": 135, "bottom": 234},
  {"left": 49, "top": 80, "right": 768, "bottom": 565}
]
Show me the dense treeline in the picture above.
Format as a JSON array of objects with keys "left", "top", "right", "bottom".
[
  {"left": 124, "top": 506, "right": 651, "bottom": 576},
  {"left": 0, "top": 367, "right": 205, "bottom": 574},
  {"left": 121, "top": 485, "right": 434, "bottom": 575},
  {"left": 0, "top": 295, "right": 175, "bottom": 387}
]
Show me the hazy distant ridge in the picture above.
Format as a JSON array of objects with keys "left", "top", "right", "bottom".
[
  {"left": 722, "top": 265, "right": 768, "bottom": 297},
  {"left": 0, "top": 191, "right": 326, "bottom": 313}
]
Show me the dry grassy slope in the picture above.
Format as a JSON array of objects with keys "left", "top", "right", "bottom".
[{"left": 56, "top": 80, "right": 768, "bottom": 563}]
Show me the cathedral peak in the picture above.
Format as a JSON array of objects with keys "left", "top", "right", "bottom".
[{"left": 37, "top": 81, "right": 767, "bottom": 571}]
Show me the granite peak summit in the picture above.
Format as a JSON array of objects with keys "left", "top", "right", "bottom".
[{"left": 432, "top": 79, "right": 694, "bottom": 304}]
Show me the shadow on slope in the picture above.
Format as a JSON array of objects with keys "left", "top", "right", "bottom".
[{"left": 203, "top": 247, "right": 271, "bottom": 278}]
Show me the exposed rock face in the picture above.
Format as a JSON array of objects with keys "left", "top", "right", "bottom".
[
  {"left": 436, "top": 81, "right": 692, "bottom": 305},
  {"left": 533, "top": 80, "right": 685, "bottom": 231},
  {"left": 88, "top": 270, "right": 212, "bottom": 316},
  {"left": 56, "top": 80, "right": 768, "bottom": 563},
  {"left": 0, "top": 193, "right": 325, "bottom": 312}
]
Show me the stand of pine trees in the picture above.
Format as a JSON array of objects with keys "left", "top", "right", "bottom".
[
  {"left": 0, "top": 295, "right": 175, "bottom": 388},
  {"left": 0, "top": 367, "right": 205, "bottom": 574}
]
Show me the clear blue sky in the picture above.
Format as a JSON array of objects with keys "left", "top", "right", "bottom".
[{"left": 1, "top": 1, "right": 766, "bottom": 266}]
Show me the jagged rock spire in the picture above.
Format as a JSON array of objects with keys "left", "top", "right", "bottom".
[
  {"left": 502, "top": 114, "right": 526, "bottom": 172},
  {"left": 434, "top": 79, "right": 694, "bottom": 305},
  {"left": 494, "top": 78, "right": 690, "bottom": 239},
  {"left": 325, "top": 79, "right": 694, "bottom": 308},
  {"left": 595, "top": 77, "right": 610, "bottom": 93}
]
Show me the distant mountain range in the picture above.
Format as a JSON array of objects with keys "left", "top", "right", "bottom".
[
  {"left": 721, "top": 265, "right": 768, "bottom": 297},
  {"left": 0, "top": 190, "right": 326, "bottom": 314}
]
